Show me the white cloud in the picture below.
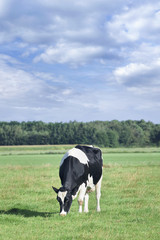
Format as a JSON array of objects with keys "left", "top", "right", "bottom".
[
  {"left": 0, "top": 0, "right": 11, "bottom": 17},
  {"left": 0, "top": 0, "right": 159, "bottom": 69},
  {"left": 130, "top": 43, "right": 160, "bottom": 64},
  {"left": 0, "top": 57, "right": 41, "bottom": 99},
  {"left": 0, "top": 54, "right": 74, "bottom": 109},
  {"left": 114, "top": 63, "right": 150, "bottom": 84},
  {"left": 114, "top": 59, "right": 160, "bottom": 83},
  {"left": 113, "top": 58, "right": 160, "bottom": 99},
  {"left": 127, "top": 86, "right": 160, "bottom": 96},
  {"left": 34, "top": 42, "right": 104, "bottom": 65},
  {"left": 0, "top": 0, "right": 129, "bottom": 63},
  {"left": 107, "top": 4, "right": 160, "bottom": 43}
]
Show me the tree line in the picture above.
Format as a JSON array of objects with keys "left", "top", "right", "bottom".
[{"left": 0, "top": 120, "right": 160, "bottom": 147}]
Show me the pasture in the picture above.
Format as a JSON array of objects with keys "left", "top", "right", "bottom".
[{"left": 0, "top": 146, "right": 160, "bottom": 240}]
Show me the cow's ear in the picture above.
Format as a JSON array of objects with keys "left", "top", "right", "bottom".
[{"left": 52, "top": 186, "right": 59, "bottom": 194}]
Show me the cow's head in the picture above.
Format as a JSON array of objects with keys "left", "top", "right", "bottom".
[{"left": 52, "top": 186, "right": 72, "bottom": 216}]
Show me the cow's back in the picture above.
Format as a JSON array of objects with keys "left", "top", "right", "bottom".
[{"left": 75, "top": 145, "right": 103, "bottom": 185}]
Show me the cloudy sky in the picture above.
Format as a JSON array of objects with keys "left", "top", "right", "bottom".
[{"left": 0, "top": 0, "right": 160, "bottom": 123}]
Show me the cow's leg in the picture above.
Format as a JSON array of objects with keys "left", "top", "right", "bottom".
[
  {"left": 95, "top": 176, "right": 102, "bottom": 212},
  {"left": 84, "top": 193, "right": 89, "bottom": 213},
  {"left": 78, "top": 183, "right": 86, "bottom": 213}
]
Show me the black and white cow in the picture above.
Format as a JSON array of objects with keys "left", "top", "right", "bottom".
[{"left": 52, "top": 145, "right": 103, "bottom": 216}]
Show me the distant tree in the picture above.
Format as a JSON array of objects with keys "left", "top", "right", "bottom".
[
  {"left": 107, "top": 130, "right": 119, "bottom": 147},
  {"left": 150, "top": 124, "right": 160, "bottom": 146},
  {"left": 0, "top": 120, "right": 160, "bottom": 147}
]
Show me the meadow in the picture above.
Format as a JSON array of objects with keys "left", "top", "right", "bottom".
[{"left": 0, "top": 146, "right": 160, "bottom": 240}]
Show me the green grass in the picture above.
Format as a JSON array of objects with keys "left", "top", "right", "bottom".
[
  {"left": 0, "top": 147, "right": 160, "bottom": 239},
  {"left": 1, "top": 145, "right": 160, "bottom": 156},
  {"left": 0, "top": 145, "right": 75, "bottom": 156}
]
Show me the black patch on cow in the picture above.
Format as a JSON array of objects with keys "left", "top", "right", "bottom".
[
  {"left": 59, "top": 156, "right": 89, "bottom": 191},
  {"left": 63, "top": 192, "right": 72, "bottom": 213}
]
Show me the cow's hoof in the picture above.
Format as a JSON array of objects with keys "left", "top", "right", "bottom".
[
  {"left": 60, "top": 212, "right": 67, "bottom": 216},
  {"left": 84, "top": 210, "right": 89, "bottom": 213}
]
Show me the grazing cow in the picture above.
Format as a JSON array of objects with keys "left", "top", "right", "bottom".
[{"left": 52, "top": 145, "right": 103, "bottom": 216}]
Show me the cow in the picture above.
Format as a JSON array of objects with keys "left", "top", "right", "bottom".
[{"left": 52, "top": 145, "right": 103, "bottom": 216}]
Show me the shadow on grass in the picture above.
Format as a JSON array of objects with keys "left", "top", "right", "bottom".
[{"left": 0, "top": 208, "right": 58, "bottom": 218}]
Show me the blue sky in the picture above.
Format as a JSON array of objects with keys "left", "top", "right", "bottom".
[{"left": 0, "top": 0, "right": 160, "bottom": 123}]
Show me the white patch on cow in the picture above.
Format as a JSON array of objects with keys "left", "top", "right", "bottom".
[
  {"left": 84, "top": 193, "right": 89, "bottom": 213},
  {"left": 60, "top": 209, "right": 67, "bottom": 216},
  {"left": 58, "top": 191, "right": 67, "bottom": 204},
  {"left": 87, "top": 175, "right": 95, "bottom": 192},
  {"left": 60, "top": 148, "right": 89, "bottom": 166}
]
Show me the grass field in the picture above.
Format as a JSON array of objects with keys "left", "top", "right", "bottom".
[
  {"left": 1, "top": 145, "right": 160, "bottom": 156},
  {"left": 0, "top": 146, "right": 160, "bottom": 239}
]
